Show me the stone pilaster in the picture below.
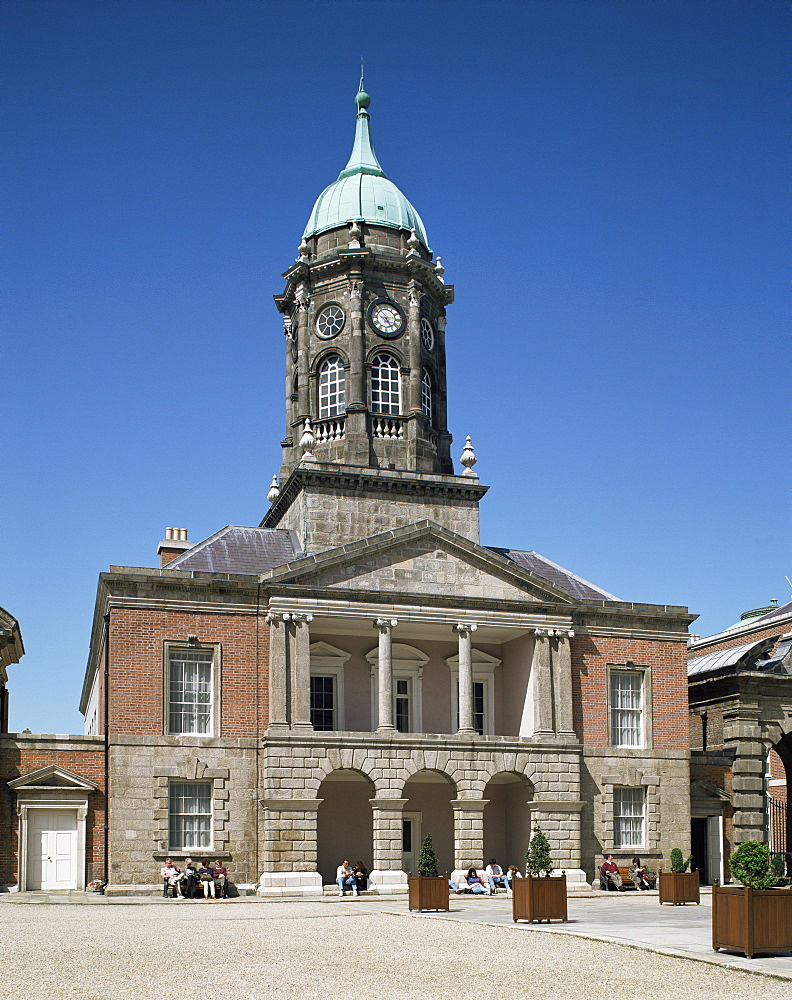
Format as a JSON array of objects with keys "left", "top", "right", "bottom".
[
  {"left": 295, "top": 285, "right": 310, "bottom": 419},
  {"left": 552, "top": 632, "right": 576, "bottom": 738},
  {"left": 288, "top": 613, "right": 313, "bottom": 731},
  {"left": 452, "top": 798, "right": 487, "bottom": 870},
  {"left": 529, "top": 798, "right": 588, "bottom": 887},
  {"left": 266, "top": 613, "right": 289, "bottom": 731},
  {"left": 369, "top": 797, "right": 408, "bottom": 890},
  {"left": 532, "top": 630, "right": 554, "bottom": 737},
  {"left": 258, "top": 797, "right": 323, "bottom": 896},
  {"left": 723, "top": 707, "right": 768, "bottom": 843},
  {"left": 453, "top": 622, "right": 477, "bottom": 734},
  {"left": 375, "top": 618, "right": 397, "bottom": 731}
]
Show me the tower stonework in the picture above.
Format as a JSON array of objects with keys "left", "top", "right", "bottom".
[{"left": 261, "top": 86, "right": 484, "bottom": 552}]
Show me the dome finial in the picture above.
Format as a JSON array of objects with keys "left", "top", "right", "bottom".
[{"left": 356, "top": 60, "right": 370, "bottom": 112}]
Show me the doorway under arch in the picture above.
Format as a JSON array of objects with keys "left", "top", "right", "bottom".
[
  {"left": 317, "top": 769, "right": 374, "bottom": 884},
  {"left": 483, "top": 772, "right": 532, "bottom": 871},
  {"left": 402, "top": 770, "right": 455, "bottom": 875}
]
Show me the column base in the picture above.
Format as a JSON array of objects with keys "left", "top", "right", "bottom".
[
  {"left": 257, "top": 871, "right": 324, "bottom": 897},
  {"left": 368, "top": 869, "right": 409, "bottom": 893}
]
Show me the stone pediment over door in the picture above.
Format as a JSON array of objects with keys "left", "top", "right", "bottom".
[{"left": 263, "top": 521, "right": 573, "bottom": 605}]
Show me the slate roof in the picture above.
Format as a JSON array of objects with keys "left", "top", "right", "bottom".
[
  {"left": 162, "top": 526, "right": 300, "bottom": 575},
  {"left": 487, "top": 548, "right": 621, "bottom": 602},
  {"left": 687, "top": 637, "right": 777, "bottom": 678}
]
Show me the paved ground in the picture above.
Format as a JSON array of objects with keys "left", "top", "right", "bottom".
[{"left": 2, "top": 891, "right": 791, "bottom": 1000}]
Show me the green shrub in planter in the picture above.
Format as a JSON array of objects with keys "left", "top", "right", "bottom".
[
  {"left": 729, "top": 841, "right": 779, "bottom": 890},
  {"left": 669, "top": 848, "right": 691, "bottom": 873},
  {"left": 525, "top": 825, "right": 554, "bottom": 877},
  {"left": 417, "top": 833, "right": 439, "bottom": 877}
]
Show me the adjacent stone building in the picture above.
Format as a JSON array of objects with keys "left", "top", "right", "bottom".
[
  {"left": 5, "top": 85, "right": 700, "bottom": 894},
  {"left": 688, "top": 598, "right": 792, "bottom": 883}
]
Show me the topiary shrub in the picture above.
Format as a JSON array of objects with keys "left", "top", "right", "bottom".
[
  {"left": 417, "top": 833, "right": 439, "bottom": 877},
  {"left": 729, "top": 841, "right": 779, "bottom": 890},
  {"left": 525, "top": 825, "right": 554, "bottom": 877},
  {"left": 669, "top": 848, "right": 691, "bottom": 873}
]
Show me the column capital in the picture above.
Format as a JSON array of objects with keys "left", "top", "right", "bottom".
[
  {"left": 453, "top": 622, "right": 478, "bottom": 635},
  {"left": 374, "top": 618, "right": 398, "bottom": 631}
]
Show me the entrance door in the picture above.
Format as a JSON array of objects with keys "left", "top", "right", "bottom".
[
  {"left": 27, "top": 809, "right": 78, "bottom": 890},
  {"left": 690, "top": 817, "right": 708, "bottom": 883},
  {"left": 401, "top": 813, "right": 422, "bottom": 876}
]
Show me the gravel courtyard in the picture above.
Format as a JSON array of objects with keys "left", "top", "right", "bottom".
[{"left": 3, "top": 898, "right": 791, "bottom": 1000}]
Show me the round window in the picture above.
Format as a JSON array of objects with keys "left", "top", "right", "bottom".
[{"left": 316, "top": 304, "right": 345, "bottom": 340}]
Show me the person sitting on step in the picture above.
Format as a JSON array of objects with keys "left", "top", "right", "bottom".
[
  {"left": 336, "top": 859, "right": 355, "bottom": 896},
  {"left": 485, "top": 858, "right": 509, "bottom": 894}
]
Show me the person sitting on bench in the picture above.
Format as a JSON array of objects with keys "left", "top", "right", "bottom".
[
  {"left": 160, "top": 858, "right": 182, "bottom": 898},
  {"left": 629, "top": 857, "right": 655, "bottom": 890},
  {"left": 601, "top": 854, "right": 624, "bottom": 891}
]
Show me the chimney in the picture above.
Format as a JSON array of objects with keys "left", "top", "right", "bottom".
[{"left": 157, "top": 527, "right": 193, "bottom": 568}]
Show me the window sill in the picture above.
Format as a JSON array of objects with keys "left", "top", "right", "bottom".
[{"left": 153, "top": 851, "right": 232, "bottom": 860}]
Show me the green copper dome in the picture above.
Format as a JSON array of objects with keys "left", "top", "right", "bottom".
[{"left": 303, "top": 88, "right": 428, "bottom": 246}]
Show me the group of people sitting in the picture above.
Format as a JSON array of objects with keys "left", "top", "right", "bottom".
[
  {"left": 450, "top": 860, "right": 518, "bottom": 895},
  {"left": 335, "top": 860, "right": 369, "bottom": 896},
  {"left": 600, "top": 855, "right": 657, "bottom": 891},
  {"left": 160, "top": 858, "right": 229, "bottom": 899}
]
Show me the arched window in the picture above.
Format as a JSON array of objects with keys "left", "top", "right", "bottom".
[
  {"left": 318, "top": 355, "right": 346, "bottom": 418},
  {"left": 370, "top": 353, "right": 401, "bottom": 414},
  {"left": 421, "top": 369, "right": 432, "bottom": 423}
]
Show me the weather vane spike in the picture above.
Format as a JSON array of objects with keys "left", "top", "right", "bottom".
[{"left": 359, "top": 57, "right": 365, "bottom": 92}]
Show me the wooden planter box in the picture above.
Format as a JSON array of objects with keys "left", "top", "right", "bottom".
[
  {"left": 512, "top": 873, "right": 567, "bottom": 923},
  {"left": 407, "top": 875, "right": 449, "bottom": 912},
  {"left": 658, "top": 871, "right": 700, "bottom": 905},
  {"left": 712, "top": 885, "right": 792, "bottom": 958}
]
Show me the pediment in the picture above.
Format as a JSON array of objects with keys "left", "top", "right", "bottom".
[
  {"left": 265, "top": 521, "right": 573, "bottom": 605},
  {"left": 9, "top": 764, "right": 99, "bottom": 792},
  {"left": 690, "top": 778, "right": 731, "bottom": 803}
]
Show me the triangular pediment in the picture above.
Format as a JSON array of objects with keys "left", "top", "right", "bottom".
[
  {"left": 264, "top": 521, "right": 574, "bottom": 605},
  {"left": 9, "top": 764, "right": 99, "bottom": 792}
]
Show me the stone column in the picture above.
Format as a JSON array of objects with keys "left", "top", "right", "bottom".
[
  {"left": 551, "top": 631, "right": 576, "bottom": 738},
  {"left": 451, "top": 799, "right": 488, "bottom": 871},
  {"left": 532, "top": 630, "right": 554, "bottom": 737},
  {"left": 369, "top": 797, "right": 409, "bottom": 891},
  {"left": 257, "top": 797, "right": 323, "bottom": 897},
  {"left": 723, "top": 707, "right": 768, "bottom": 844},
  {"left": 375, "top": 618, "right": 397, "bottom": 732},
  {"left": 288, "top": 613, "right": 313, "bottom": 731},
  {"left": 453, "top": 623, "right": 477, "bottom": 734},
  {"left": 266, "top": 613, "right": 289, "bottom": 731}
]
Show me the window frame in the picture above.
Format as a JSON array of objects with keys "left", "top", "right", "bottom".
[
  {"left": 317, "top": 354, "right": 346, "bottom": 418},
  {"left": 168, "top": 780, "right": 213, "bottom": 852},
  {"left": 309, "top": 642, "right": 349, "bottom": 731},
  {"left": 370, "top": 352, "right": 402, "bottom": 415},
  {"left": 420, "top": 369, "right": 433, "bottom": 423},
  {"left": 163, "top": 642, "right": 221, "bottom": 738},
  {"left": 607, "top": 663, "right": 652, "bottom": 750},
  {"left": 366, "top": 643, "right": 428, "bottom": 734},
  {"left": 613, "top": 786, "right": 646, "bottom": 850}
]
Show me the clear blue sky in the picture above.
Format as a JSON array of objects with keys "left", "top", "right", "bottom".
[{"left": 3, "top": 0, "right": 789, "bottom": 734}]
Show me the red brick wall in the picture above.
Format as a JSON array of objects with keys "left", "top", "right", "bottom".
[
  {"left": 691, "top": 623, "right": 787, "bottom": 658},
  {"left": 689, "top": 709, "right": 725, "bottom": 752},
  {"left": 572, "top": 634, "right": 689, "bottom": 748},
  {"left": 104, "top": 608, "right": 269, "bottom": 737},
  {"left": 0, "top": 740, "right": 105, "bottom": 885}
]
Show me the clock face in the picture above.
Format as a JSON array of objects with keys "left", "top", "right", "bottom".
[
  {"left": 316, "top": 303, "right": 345, "bottom": 340},
  {"left": 420, "top": 317, "right": 435, "bottom": 350},
  {"left": 369, "top": 299, "right": 405, "bottom": 338}
]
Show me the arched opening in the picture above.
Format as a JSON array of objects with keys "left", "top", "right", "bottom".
[
  {"left": 402, "top": 770, "right": 455, "bottom": 876},
  {"left": 317, "top": 769, "right": 374, "bottom": 884},
  {"left": 769, "top": 734, "right": 792, "bottom": 876},
  {"left": 483, "top": 772, "right": 532, "bottom": 872},
  {"left": 370, "top": 353, "right": 401, "bottom": 414}
]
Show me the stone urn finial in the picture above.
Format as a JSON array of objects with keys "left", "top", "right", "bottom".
[
  {"left": 299, "top": 419, "right": 316, "bottom": 463},
  {"left": 434, "top": 256, "right": 445, "bottom": 282},
  {"left": 406, "top": 228, "right": 421, "bottom": 257},
  {"left": 348, "top": 220, "right": 362, "bottom": 249},
  {"left": 460, "top": 435, "right": 477, "bottom": 477},
  {"left": 267, "top": 475, "right": 280, "bottom": 504},
  {"left": 297, "top": 238, "right": 310, "bottom": 262}
]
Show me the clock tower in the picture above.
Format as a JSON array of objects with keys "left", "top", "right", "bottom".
[{"left": 262, "top": 83, "right": 487, "bottom": 553}]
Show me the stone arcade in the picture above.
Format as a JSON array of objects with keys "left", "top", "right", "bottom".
[{"left": 4, "top": 86, "right": 697, "bottom": 895}]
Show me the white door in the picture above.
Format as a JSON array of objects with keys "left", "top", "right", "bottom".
[
  {"left": 27, "top": 809, "right": 78, "bottom": 890},
  {"left": 706, "top": 814, "right": 722, "bottom": 886},
  {"left": 401, "top": 813, "right": 421, "bottom": 876}
]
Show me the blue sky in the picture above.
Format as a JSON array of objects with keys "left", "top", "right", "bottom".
[{"left": 3, "top": 0, "right": 789, "bottom": 734}]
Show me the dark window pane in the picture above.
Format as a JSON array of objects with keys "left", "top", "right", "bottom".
[{"left": 310, "top": 675, "right": 335, "bottom": 731}]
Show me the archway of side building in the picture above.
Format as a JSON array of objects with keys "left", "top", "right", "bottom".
[
  {"left": 769, "top": 735, "right": 792, "bottom": 874},
  {"left": 402, "top": 770, "right": 455, "bottom": 876},
  {"left": 483, "top": 772, "right": 533, "bottom": 873},
  {"left": 316, "top": 769, "right": 374, "bottom": 885}
]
